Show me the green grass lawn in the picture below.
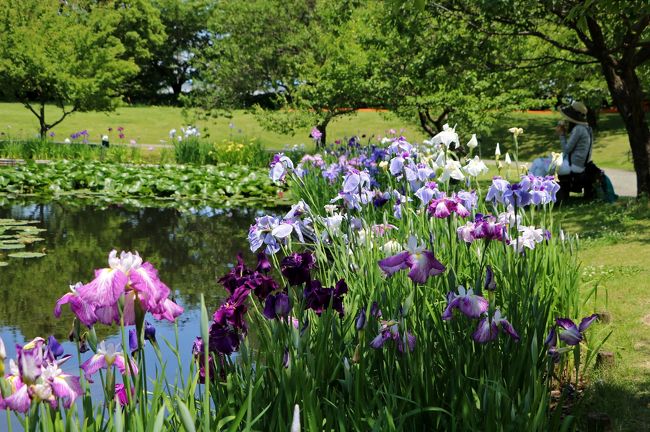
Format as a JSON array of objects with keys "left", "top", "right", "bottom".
[
  {"left": 557, "top": 198, "right": 650, "bottom": 431},
  {"left": 0, "top": 102, "right": 637, "bottom": 170}
]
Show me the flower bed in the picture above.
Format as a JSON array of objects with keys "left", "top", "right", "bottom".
[{"left": 0, "top": 129, "right": 602, "bottom": 430}]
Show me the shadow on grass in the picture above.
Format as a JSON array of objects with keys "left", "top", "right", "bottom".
[
  {"left": 556, "top": 197, "right": 650, "bottom": 245},
  {"left": 578, "top": 368, "right": 650, "bottom": 432}
]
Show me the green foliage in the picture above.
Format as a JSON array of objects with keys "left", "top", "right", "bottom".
[
  {"left": 0, "top": 0, "right": 138, "bottom": 136},
  {"left": 0, "top": 160, "right": 288, "bottom": 208},
  {"left": 194, "top": 0, "right": 376, "bottom": 142},
  {"left": 138, "top": 0, "right": 212, "bottom": 101}
]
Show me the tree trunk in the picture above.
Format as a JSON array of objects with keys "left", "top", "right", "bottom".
[
  {"left": 600, "top": 62, "right": 650, "bottom": 197},
  {"left": 315, "top": 117, "right": 331, "bottom": 148},
  {"left": 39, "top": 104, "right": 47, "bottom": 139}
]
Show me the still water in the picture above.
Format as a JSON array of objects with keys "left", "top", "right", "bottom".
[{"left": 0, "top": 200, "right": 263, "bottom": 406}]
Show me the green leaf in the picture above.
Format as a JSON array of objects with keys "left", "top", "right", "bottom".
[{"left": 8, "top": 251, "right": 46, "bottom": 258}]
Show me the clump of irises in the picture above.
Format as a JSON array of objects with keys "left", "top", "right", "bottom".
[{"left": 194, "top": 249, "right": 349, "bottom": 381}]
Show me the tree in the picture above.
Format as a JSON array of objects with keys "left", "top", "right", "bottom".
[
  {"left": 192, "top": 0, "right": 376, "bottom": 145},
  {"left": 136, "top": 0, "right": 212, "bottom": 102},
  {"left": 0, "top": 0, "right": 138, "bottom": 137},
  {"left": 363, "top": 1, "right": 545, "bottom": 139},
  {"left": 441, "top": 0, "right": 650, "bottom": 196}
]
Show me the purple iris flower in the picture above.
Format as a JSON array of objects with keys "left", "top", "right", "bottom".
[
  {"left": 342, "top": 169, "right": 370, "bottom": 194},
  {"left": 457, "top": 214, "right": 508, "bottom": 244},
  {"left": 303, "top": 279, "right": 348, "bottom": 316},
  {"left": 128, "top": 328, "right": 138, "bottom": 353},
  {"left": 414, "top": 182, "right": 442, "bottom": 205},
  {"left": 263, "top": 292, "right": 292, "bottom": 320},
  {"left": 208, "top": 323, "right": 241, "bottom": 355},
  {"left": 442, "top": 286, "right": 489, "bottom": 320},
  {"left": 472, "top": 309, "right": 520, "bottom": 343},
  {"left": 372, "top": 190, "right": 390, "bottom": 207},
  {"left": 484, "top": 265, "right": 496, "bottom": 291},
  {"left": 280, "top": 252, "right": 316, "bottom": 286},
  {"left": 46, "top": 336, "right": 64, "bottom": 361},
  {"left": 144, "top": 321, "right": 156, "bottom": 343},
  {"left": 428, "top": 196, "right": 470, "bottom": 219},
  {"left": 213, "top": 285, "right": 251, "bottom": 331},
  {"left": 555, "top": 314, "right": 599, "bottom": 345},
  {"left": 269, "top": 153, "right": 294, "bottom": 182},
  {"left": 370, "top": 320, "right": 416, "bottom": 353},
  {"left": 378, "top": 236, "right": 445, "bottom": 284},
  {"left": 355, "top": 308, "right": 367, "bottom": 331},
  {"left": 54, "top": 283, "right": 99, "bottom": 326}
]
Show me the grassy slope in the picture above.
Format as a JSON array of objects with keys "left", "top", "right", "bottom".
[
  {"left": 557, "top": 199, "right": 650, "bottom": 431},
  {"left": 0, "top": 103, "right": 636, "bottom": 170}
]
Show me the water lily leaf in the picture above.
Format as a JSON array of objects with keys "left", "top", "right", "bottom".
[
  {"left": 0, "top": 261, "right": 8, "bottom": 267},
  {"left": 0, "top": 243, "right": 26, "bottom": 250},
  {"left": 18, "top": 236, "right": 45, "bottom": 244},
  {"left": 8, "top": 251, "right": 46, "bottom": 259}
]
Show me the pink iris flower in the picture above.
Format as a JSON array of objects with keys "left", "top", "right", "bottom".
[
  {"left": 60, "top": 250, "right": 183, "bottom": 326},
  {"left": 378, "top": 236, "right": 446, "bottom": 284},
  {"left": 80, "top": 341, "right": 138, "bottom": 382}
]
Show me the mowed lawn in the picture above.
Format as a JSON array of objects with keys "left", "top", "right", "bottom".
[
  {"left": 558, "top": 199, "right": 650, "bottom": 431},
  {"left": 0, "top": 102, "right": 637, "bottom": 171}
]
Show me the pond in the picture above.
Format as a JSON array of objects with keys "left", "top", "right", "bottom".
[{"left": 0, "top": 200, "right": 264, "bottom": 388}]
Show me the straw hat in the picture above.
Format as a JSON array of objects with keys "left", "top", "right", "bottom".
[{"left": 560, "top": 101, "right": 588, "bottom": 126}]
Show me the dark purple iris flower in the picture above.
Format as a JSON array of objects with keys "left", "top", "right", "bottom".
[
  {"left": 303, "top": 279, "right": 348, "bottom": 316},
  {"left": 213, "top": 286, "right": 250, "bottom": 331},
  {"left": 144, "top": 321, "right": 156, "bottom": 343},
  {"left": 209, "top": 323, "right": 241, "bottom": 355},
  {"left": 263, "top": 292, "right": 292, "bottom": 320},
  {"left": 281, "top": 252, "right": 316, "bottom": 286},
  {"left": 484, "top": 265, "right": 496, "bottom": 291},
  {"left": 46, "top": 335, "right": 64, "bottom": 361},
  {"left": 256, "top": 252, "right": 272, "bottom": 273},
  {"left": 472, "top": 309, "right": 520, "bottom": 343},
  {"left": 553, "top": 314, "right": 599, "bottom": 346}
]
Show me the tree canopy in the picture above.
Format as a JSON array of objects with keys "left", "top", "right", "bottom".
[{"left": 0, "top": 0, "right": 138, "bottom": 137}]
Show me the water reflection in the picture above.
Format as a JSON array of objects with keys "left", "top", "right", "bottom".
[{"left": 0, "top": 200, "right": 263, "bottom": 341}]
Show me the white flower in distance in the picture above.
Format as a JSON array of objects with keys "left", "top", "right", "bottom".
[
  {"left": 439, "top": 159, "right": 465, "bottom": 182},
  {"left": 551, "top": 152, "right": 563, "bottom": 168},
  {"left": 466, "top": 134, "right": 478, "bottom": 149},
  {"left": 463, "top": 156, "right": 488, "bottom": 177},
  {"left": 508, "top": 127, "right": 524, "bottom": 137},
  {"left": 430, "top": 124, "right": 459, "bottom": 149},
  {"left": 495, "top": 143, "right": 501, "bottom": 156},
  {"left": 511, "top": 225, "right": 544, "bottom": 253},
  {"left": 504, "top": 153, "right": 512, "bottom": 165}
]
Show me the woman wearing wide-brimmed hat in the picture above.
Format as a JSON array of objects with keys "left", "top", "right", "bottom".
[{"left": 555, "top": 101, "right": 596, "bottom": 200}]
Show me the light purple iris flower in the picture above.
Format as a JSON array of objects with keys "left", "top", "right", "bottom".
[
  {"left": 370, "top": 320, "right": 416, "bottom": 353},
  {"left": 442, "top": 286, "right": 489, "bottom": 320},
  {"left": 269, "top": 153, "right": 294, "bottom": 182},
  {"left": 342, "top": 169, "right": 370, "bottom": 194},
  {"left": 378, "top": 235, "right": 446, "bottom": 284},
  {"left": 310, "top": 127, "right": 322, "bottom": 141},
  {"left": 554, "top": 314, "right": 599, "bottom": 345},
  {"left": 414, "top": 182, "right": 442, "bottom": 206},
  {"left": 80, "top": 341, "right": 138, "bottom": 382},
  {"left": 472, "top": 309, "right": 520, "bottom": 343},
  {"left": 248, "top": 215, "right": 295, "bottom": 254}
]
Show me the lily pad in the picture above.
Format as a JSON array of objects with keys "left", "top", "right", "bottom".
[
  {"left": 8, "top": 251, "right": 46, "bottom": 259},
  {"left": 18, "top": 236, "right": 45, "bottom": 244},
  {"left": 0, "top": 243, "right": 26, "bottom": 250},
  {"left": 0, "top": 261, "right": 8, "bottom": 267},
  {"left": 0, "top": 219, "right": 36, "bottom": 226}
]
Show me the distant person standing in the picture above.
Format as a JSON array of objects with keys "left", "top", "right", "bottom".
[{"left": 556, "top": 101, "right": 595, "bottom": 200}]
